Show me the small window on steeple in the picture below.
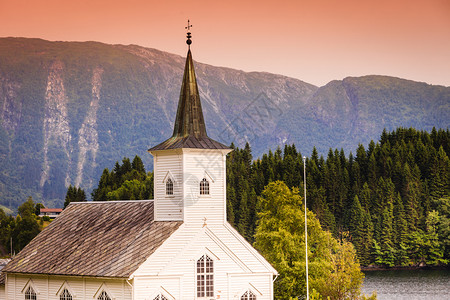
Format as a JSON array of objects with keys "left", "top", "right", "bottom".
[
  {"left": 200, "top": 178, "right": 209, "bottom": 195},
  {"left": 166, "top": 178, "right": 174, "bottom": 195}
]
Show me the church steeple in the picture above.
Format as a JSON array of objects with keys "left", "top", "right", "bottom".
[
  {"left": 172, "top": 48, "right": 207, "bottom": 138},
  {"left": 149, "top": 26, "right": 229, "bottom": 151}
]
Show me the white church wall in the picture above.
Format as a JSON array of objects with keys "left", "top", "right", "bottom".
[
  {"left": 229, "top": 273, "right": 273, "bottom": 300},
  {"left": 5, "top": 274, "right": 132, "bottom": 300},
  {"left": 134, "top": 275, "right": 180, "bottom": 300},
  {"left": 133, "top": 224, "right": 275, "bottom": 299},
  {"left": 153, "top": 150, "right": 183, "bottom": 221},
  {"left": 181, "top": 149, "right": 227, "bottom": 225}
]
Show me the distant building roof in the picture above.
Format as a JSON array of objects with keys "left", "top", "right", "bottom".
[
  {"left": 3, "top": 201, "right": 181, "bottom": 278},
  {"left": 40, "top": 208, "right": 63, "bottom": 213}
]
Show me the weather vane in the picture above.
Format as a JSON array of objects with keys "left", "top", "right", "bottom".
[
  {"left": 185, "top": 19, "right": 193, "bottom": 32},
  {"left": 186, "top": 19, "right": 193, "bottom": 47}
]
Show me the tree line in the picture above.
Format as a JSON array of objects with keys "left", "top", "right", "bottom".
[
  {"left": 227, "top": 127, "right": 449, "bottom": 267},
  {"left": 3, "top": 127, "right": 449, "bottom": 269},
  {"left": 0, "top": 197, "right": 44, "bottom": 256}
]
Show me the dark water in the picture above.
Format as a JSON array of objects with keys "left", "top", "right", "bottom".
[{"left": 362, "top": 269, "right": 450, "bottom": 300}]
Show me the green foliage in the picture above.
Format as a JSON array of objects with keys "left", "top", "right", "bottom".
[
  {"left": 433, "top": 196, "right": 450, "bottom": 259},
  {"left": 91, "top": 155, "right": 153, "bottom": 201},
  {"left": 18, "top": 197, "right": 37, "bottom": 219},
  {"left": 226, "top": 127, "right": 450, "bottom": 268},
  {"left": 254, "top": 181, "right": 366, "bottom": 299},
  {"left": 0, "top": 197, "right": 43, "bottom": 255},
  {"left": 64, "top": 185, "right": 87, "bottom": 208},
  {"left": 316, "top": 235, "right": 365, "bottom": 300},
  {"left": 34, "top": 203, "right": 45, "bottom": 216}
]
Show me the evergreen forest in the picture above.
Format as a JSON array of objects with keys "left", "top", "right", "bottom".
[
  {"left": 2, "top": 127, "right": 449, "bottom": 270},
  {"left": 85, "top": 127, "right": 450, "bottom": 268},
  {"left": 227, "top": 127, "right": 449, "bottom": 267}
]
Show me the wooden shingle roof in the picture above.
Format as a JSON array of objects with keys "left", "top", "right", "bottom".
[{"left": 3, "top": 201, "right": 181, "bottom": 278}]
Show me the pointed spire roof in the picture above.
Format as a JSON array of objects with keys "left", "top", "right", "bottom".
[
  {"left": 149, "top": 35, "right": 229, "bottom": 151},
  {"left": 172, "top": 49, "right": 207, "bottom": 138}
]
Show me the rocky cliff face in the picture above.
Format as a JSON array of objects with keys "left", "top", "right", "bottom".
[
  {"left": 0, "top": 38, "right": 448, "bottom": 209},
  {"left": 75, "top": 67, "right": 103, "bottom": 187},
  {"left": 41, "top": 61, "right": 72, "bottom": 188},
  {"left": 1, "top": 76, "right": 21, "bottom": 134}
]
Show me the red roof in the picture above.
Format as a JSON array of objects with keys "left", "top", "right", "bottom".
[{"left": 40, "top": 208, "right": 63, "bottom": 213}]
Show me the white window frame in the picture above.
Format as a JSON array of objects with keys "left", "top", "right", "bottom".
[
  {"left": 149, "top": 287, "right": 175, "bottom": 300},
  {"left": 56, "top": 281, "right": 76, "bottom": 299},
  {"left": 240, "top": 289, "right": 257, "bottom": 300},
  {"left": 152, "top": 294, "right": 169, "bottom": 300},
  {"left": 25, "top": 286, "right": 37, "bottom": 300},
  {"left": 199, "top": 178, "right": 210, "bottom": 196},
  {"left": 93, "top": 283, "right": 115, "bottom": 300},
  {"left": 237, "top": 285, "right": 262, "bottom": 299},
  {"left": 166, "top": 178, "right": 174, "bottom": 195},
  {"left": 163, "top": 171, "right": 176, "bottom": 197},
  {"left": 59, "top": 288, "right": 73, "bottom": 300},
  {"left": 196, "top": 254, "right": 214, "bottom": 299},
  {"left": 21, "top": 279, "right": 39, "bottom": 300}
]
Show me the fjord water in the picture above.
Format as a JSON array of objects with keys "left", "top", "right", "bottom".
[{"left": 362, "top": 269, "right": 450, "bottom": 300}]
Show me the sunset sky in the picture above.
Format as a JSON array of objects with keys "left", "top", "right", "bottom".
[{"left": 1, "top": 0, "right": 449, "bottom": 87}]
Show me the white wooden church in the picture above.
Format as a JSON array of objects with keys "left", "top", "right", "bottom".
[{"left": 0, "top": 31, "right": 277, "bottom": 300}]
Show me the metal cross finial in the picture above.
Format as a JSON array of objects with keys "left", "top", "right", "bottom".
[
  {"left": 185, "top": 19, "right": 193, "bottom": 32},
  {"left": 185, "top": 19, "right": 193, "bottom": 47}
]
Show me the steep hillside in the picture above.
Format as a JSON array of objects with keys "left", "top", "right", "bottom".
[
  {"left": 0, "top": 38, "right": 448, "bottom": 210},
  {"left": 0, "top": 38, "right": 316, "bottom": 208},
  {"left": 277, "top": 76, "right": 450, "bottom": 154}
]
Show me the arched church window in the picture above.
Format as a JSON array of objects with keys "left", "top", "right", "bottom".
[
  {"left": 166, "top": 178, "right": 174, "bottom": 195},
  {"left": 197, "top": 254, "right": 214, "bottom": 297},
  {"left": 25, "top": 286, "right": 37, "bottom": 300},
  {"left": 152, "top": 295, "right": 168, "bottom": 300},
  {"left": 241, "top": 290, "right": 256, "bottom": 300},
  {"left": 97, "top": 291, "right": 111, "bottom": 300},
  {"left": 200, "top": 178, "right": 209, "bottom": 195},
  {"left": 60, "top": 288, "right": 72, "bottom": 300}
]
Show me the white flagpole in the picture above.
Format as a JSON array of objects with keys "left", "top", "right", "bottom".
[{"left": 303, "top": 156, "right": 309, "bottom": 300}]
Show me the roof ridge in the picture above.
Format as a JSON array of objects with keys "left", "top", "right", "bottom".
[{"left": 69, "top": 199, "right": 154, "bottom": 205}]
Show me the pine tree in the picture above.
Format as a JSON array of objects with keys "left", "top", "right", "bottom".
[
  {"left": 348, "top": 195, "right": 365, "bottom": 262},
  {"left": 380, "top": 202, "right": 395, "bottom": 267},
  {"left": 402, "top": 163, "right": 421, "bottom": 231},
  {"left": 64, "top": 185, "right": 75, "bottom": 208},
  {"left": 237, "top": 191, "right": 250, "bottom": 240},
  {"left": 430, "top": 146, "right": 450, "bottom": 201},
  {"left": 393, "top": 193, "right": 409, "bottom": 265},
  {"left": 360, "top": 209, "right": 374, "bottom": 265},
  {"left": 131, "top": 155, "right": 146, "bottom": 173},
  {"left": 64, "top": 186, "right": 87, "bottom": 208}
]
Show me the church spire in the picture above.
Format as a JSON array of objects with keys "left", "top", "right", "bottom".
[
  {"left": 172, "top": 29, "right": 207, "bottom": 138},
  {"left": 149, "top": 22, "right": 229, "bottom": 151}
]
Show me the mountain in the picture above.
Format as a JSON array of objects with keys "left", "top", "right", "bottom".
[
  {"left": 277, "top": 76, "right": 450, "bottom": 153},
  {"left": 0, "top": 37, "right": 448, "bottom": 210}
]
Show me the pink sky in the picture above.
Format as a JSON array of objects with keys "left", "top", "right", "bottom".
[{"left": 1, "top": 0, "right": 449, "bottom": 87}]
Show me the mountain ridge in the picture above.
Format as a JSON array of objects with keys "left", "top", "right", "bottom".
[{"left": 0, "top": 37, "right": 448, "bottom": 210}]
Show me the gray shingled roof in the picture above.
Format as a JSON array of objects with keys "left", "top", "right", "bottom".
[
  {"left": 3, "top": 201, "right": 182, "bottom": 278},
  {"left": 150, "top": 135, "right": 229, "bottom": 151}
]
